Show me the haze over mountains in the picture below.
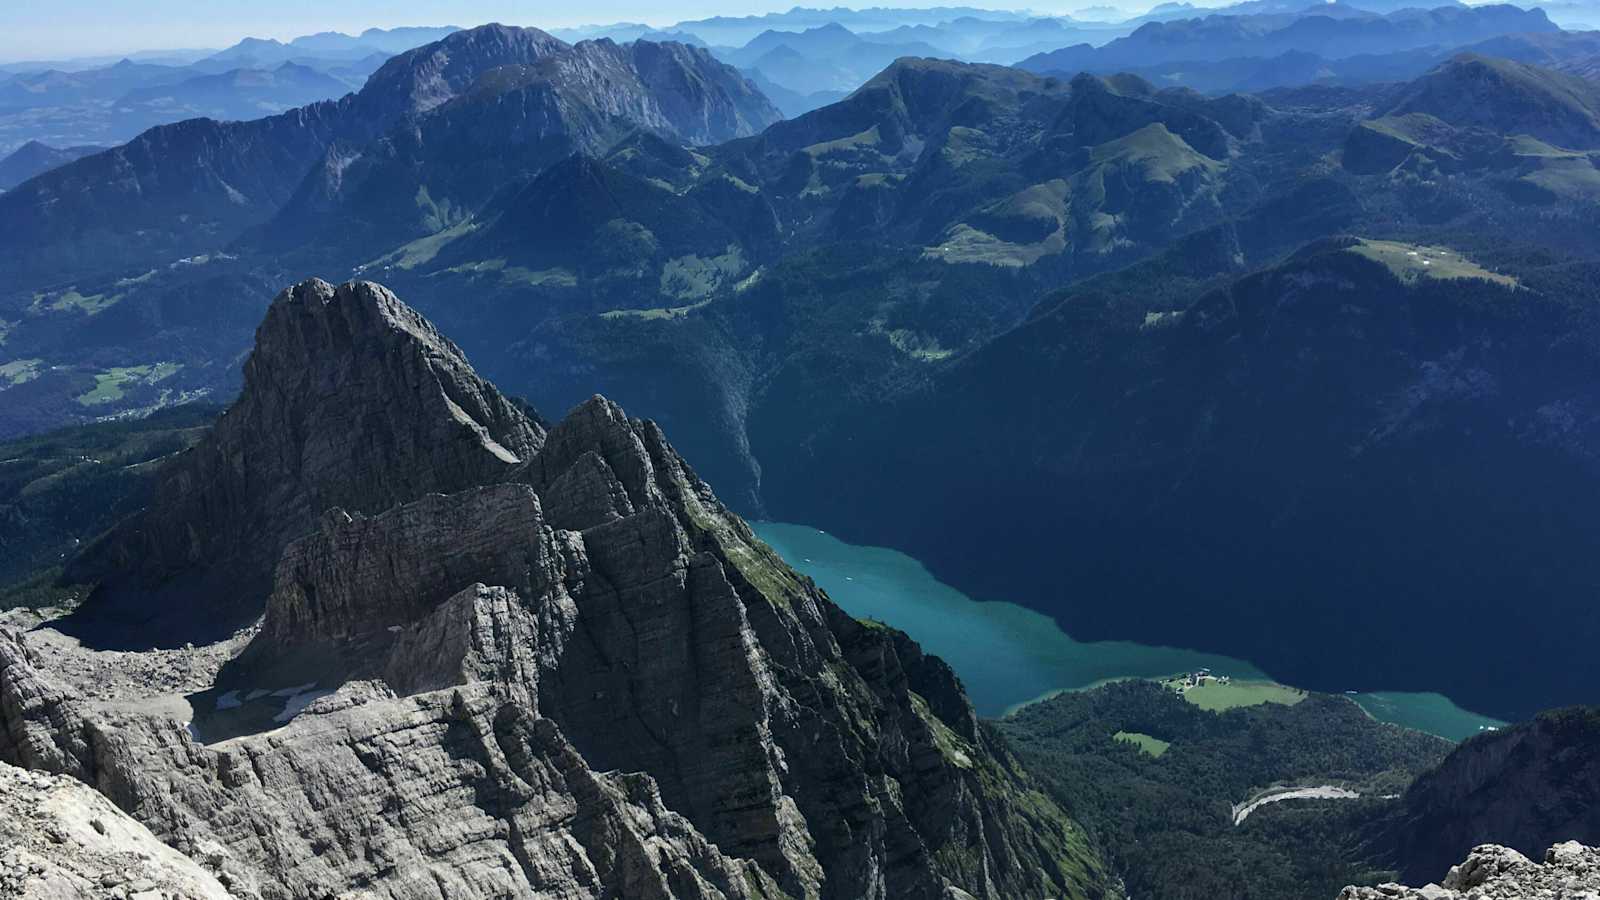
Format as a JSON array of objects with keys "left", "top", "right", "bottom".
[{"left": 0, "top": 26, "right": 458, "bottom": 156}]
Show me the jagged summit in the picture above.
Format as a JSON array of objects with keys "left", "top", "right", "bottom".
[
  {"left": 63, "top": 279, "right": 545, "bottom": 636},
  {"left": 352, "top": 23, "right": 570, "bottom": 120},
  {"left": 9, "top": 279, "right": 1108, "bottom": 900},
  {"left": 265, "top": 26, "right": 782, "bottom": 259}
]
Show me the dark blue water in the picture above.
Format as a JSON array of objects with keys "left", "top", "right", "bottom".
[{"left": 755, "top": 522, "right": 1505, "bottom": 741}]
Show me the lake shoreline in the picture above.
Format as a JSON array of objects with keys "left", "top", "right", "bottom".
[{"left": 755, "top": 521, "right": 1507, "bottom": 742}]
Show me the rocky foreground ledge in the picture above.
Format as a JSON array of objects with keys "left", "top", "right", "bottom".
[
  {"left": 0, "top": 760, "right": 232, "bottom": 899},
  {"left": 1339, "top": 842, "right": 1600, "bottom": 900}
]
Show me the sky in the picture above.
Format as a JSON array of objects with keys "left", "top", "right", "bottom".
[{"left": 0, "top": 0, "right": 1068, "bottom": 62}]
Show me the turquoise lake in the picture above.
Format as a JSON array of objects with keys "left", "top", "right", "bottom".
[{"left": 754, "top": 522, "right": 1507, "bottom": 742}]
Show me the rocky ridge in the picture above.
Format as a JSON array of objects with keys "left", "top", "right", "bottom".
[
  {"left": 1338, "top": 842, "right": 1600, "bottom": 900},
  {"left": 63, "top": 279, "right": 546, "bottom": 631},
  {"left": 1, "top": 279, "right": 1108, "bottom": 900}
]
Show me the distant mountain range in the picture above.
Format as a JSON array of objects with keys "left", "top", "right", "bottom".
[
  {"left": 1019, "top": 3, "right": 1561, "bottom": 74},
  {"left": 4, "top": 18, "right": 1600, "bottom": 725},
  {"left": 0, "top": 139, "right": 99, "bottom": 190},
  {"left": 0, "top": 25, "right": 777, "bottom": 293},
  {"left": 680, "top": 1, "right": 1582, "bottom": 115},
  {"left": 193, "top": 26, "right": 460, "bottom": 71},
  {"left": 0, "top": 26, "right": 459, "bottom": 156}
]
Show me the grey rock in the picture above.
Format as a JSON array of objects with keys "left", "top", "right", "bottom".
[
  {"left": 65, "top": 278, "right": 545, "bottom": 627},
  {"left": 1338, "top": 842, "right": 1600, "bottom": 900},
  {"left": 0, "top": 760, "right": 235, "bottom": 900},
  {"left": 0, "top": 630, "right": 90, "bottom": 780}
]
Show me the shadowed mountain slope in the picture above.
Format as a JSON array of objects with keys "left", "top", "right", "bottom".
[
  {"left": 0, "top": 140, "right": 101, "bottom": 190},
  {"left": 755, "top": 235, "right": 1600, "bottom": 723},
  {"left": 1375, "top": 707, "right": 1600, "bottom": 883}
]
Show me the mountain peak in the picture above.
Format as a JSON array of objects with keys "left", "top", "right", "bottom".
[
  {"left": 1380, "top": 52, "right": 1600, "bottom": 147},
  {"left": 28, "top": 278, "right": 1110, "bottom": 900},
  {"left": 355, "top": 23, "right": 569, "bottom": 119},
  {"left": 63, "top": 278, "right": 545, "bottom": 632}
]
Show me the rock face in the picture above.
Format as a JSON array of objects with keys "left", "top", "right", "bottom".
[
  {"left": 1380, "top": 707, "right": 1600, "bottom": 883},
  {"left": 4, "top": 280, "right": 1108, "bottom": 900},
  {"left": 64, "top": 279, "right": 545, "bottom": 632},
  {"left": 1338, "top": 842, "right": 1600, "bottom": 900}
]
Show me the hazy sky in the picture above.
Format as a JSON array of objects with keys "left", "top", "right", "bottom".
[{"left": 0, "top": 1, "right": 1070, "bottom": 62}]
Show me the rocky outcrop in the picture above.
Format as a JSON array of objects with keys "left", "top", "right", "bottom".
[
  {"left": 0, "top": 630, "right": 91, "bottom": 780},
  {"left": 6, "top": 280, "right": 1108, "bottom": 900},
  {"left": 1379, "top": 707, "right": 1600, "bottom": 883},
  {"left": 64, "top": 279, "right": 545, "bottom": 632},
  {"left": 0, "top": 761, "right": 235, "bottom": 900},
  {"left": 1339, "top": 842, "right": 1600, "bottom": 900}
]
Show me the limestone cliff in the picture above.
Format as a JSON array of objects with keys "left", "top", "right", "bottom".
[{"left": 4, "top": 279, "right": 1110, "bottom": 900}]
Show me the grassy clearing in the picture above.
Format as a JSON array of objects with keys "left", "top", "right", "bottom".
[
  {"left": 1174, "top": 679, "right": 1308, "bottom": 712},
  {"left": 926, "top": 222, "right": 1067, "bottom": 267},
  {"left": 1114, "top": 731, "right": 1171, "bottom": 757},
  {"left": 722, "top": 173, "right": 759, "bottom": 194},
  {"left": 601, "top": 299, "right": 712, "bottom": 321},
  {"left": 660, "top": 245, "right": 745, "bottom": 300},
  {"left": 435, "top": 258, "right": 577, "bottom": 288},
  {"left": 1089, "top": 123, "right": 1222, "bottom": 185},
  {"left": 31, "top": 288, "right": 122, "bottom": 316},
  {"left": 1, "top": 358, "right": 43, "bottom": 387},
  {"left": 1348, "top": 239, "right": 1518, "bottom": 288},
  {"left": 1362, "top": 113, "right": 1457, "bottom": 150},
  {"left": 115, "top": 269, "right": 158, "bottom": 288},
  {"left": 1522, "top": 156, "right": 1600, "bottom": 201},
  {"left": 941, "top": 125, "right": 991, "bottom": 167},
  {"left": 76, "top": 363, "right": 182, "bottom": 406},
  {"left": 365, "top": 220, "right": 479, "bottom": 271},
  {"left": 804, "top": 124, "right": 881, "bottom": 158}
]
